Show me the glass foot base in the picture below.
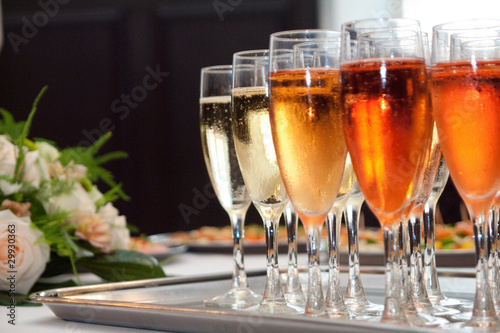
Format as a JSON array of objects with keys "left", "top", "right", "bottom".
[
  {"left": 284, "top": 290, "right": 306, "bottom": 307},
  {"left": 367, "top": 314, "right": 409, "bottom": 326},
  {"left": 326, "top": 309, "right": 352, "bottom": 319},
  {"left": 414, "top": 302, "right": 461, "bottom": 317},
  {"left": 345, "top": 299, "right": 383, "bottom": 316},
  {"left": 406, "top": 310, "right": 449, "bottom": 327},
  {"left": 429, "top": 295, "right": 473, "bottom": 310},
  {"left": 258, "top": 299, "right": 304, "bottom": 315},
  {"left": 204, "top": 288, "right": 262, "bottom": 309},
  {"left": 465, "top": 315, "right": 500, "bottom": 329},
  {"left": 450, "top": 311, "right": 500, "bottom": 329}
]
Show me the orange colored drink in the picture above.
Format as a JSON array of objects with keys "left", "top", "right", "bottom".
[
  {"left": 341, "top": 58, "right": 433, "bottom": 223},
  {"left": 268, "top": 68, "right": 347, "bottom": 227},
  {"left": 431, "top": 60, "right": 500, "bottom": 207}
]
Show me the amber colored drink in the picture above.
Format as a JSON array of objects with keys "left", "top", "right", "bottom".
[
  {"left": 341, "top": 58, "right": 433, "bottom": 222},
  {"left": 268, "top": 68, "right": 347, "bottom": 227},
  {"left": 430, "top": 60, "right": 500, "bottom": 204}
]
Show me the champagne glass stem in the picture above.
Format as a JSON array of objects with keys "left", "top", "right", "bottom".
[
  {"left": 422, "top": 197, "right": 473, "bottom": 311},
  {"left": 467, "top": 211, "right": 498, "bottom": 327},
  {"left": 344, "top": 195, "right": 371, "bottom": 307},
  {"left": 408, "top": 211, "right": 446, "bottom": 313},
  {"left": 488, "top": 206, "right": 499, "bottom": 311},
  {"left": 405, "top": 214, "right": 454, "bottom": 327},
  {"left": 399, "top": 219, "right": 415, "bottom": 313},
  {"left": 230, "top": 212, "right": 250, "bottom": 289},
  {"left": 381, "top": 221, "right": 408, "bottom": 324},
  {"left": 305, "top": 225, "right": 325, "bottom": 316},
  {"left": 325, "top": 205, "right": 349, "bottom": 317},
  {"left": 284, "top": 204, "right": 305, "bottom": 304},
  {"left": 261, "top": 215, "right": 285, "bottom": 304},
  {"left": 422, "top": 201, "right": 444, "bottom": 301},
  {"left": 493, "top": 205, "right": 500, "bottom": 312}
]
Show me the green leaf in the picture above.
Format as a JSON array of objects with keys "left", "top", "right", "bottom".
[
  {"left": 0, "top": 291, "right": 41, "bottom": 307},
  {"left": 0, "top": 279, "right": 78, "bottom": 307},
  {"left": 58, "top": 132, "right": 129, "bottom": 202},
  {"left": 14, "top": 86, "right": 48, "bottom": 183},
  {"left": 0, "top": 109, "right": 25, "bottom": 140},
  {"left": 76, "top": 250, "right": 166, "bottom": 282},
  {"left": 40, "top": 252, "right": 74, "bottom": 278},
  {"left": 29, "top": 279, "right": 78, "bottom": 294}
]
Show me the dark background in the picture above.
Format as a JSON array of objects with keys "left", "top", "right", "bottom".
[{"left": 0, "top": 0, "right": 464, "bottom": 236}]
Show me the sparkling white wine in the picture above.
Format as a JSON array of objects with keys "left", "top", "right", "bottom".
[
  {"left": 200, "top": 96, "right": 250, "bottom": 212},
  {"left": 269, "top": 68, "right": 347, "bottom": 226},
  {"left": 232, "top": 87, "right": 288, "bottom": 210}
]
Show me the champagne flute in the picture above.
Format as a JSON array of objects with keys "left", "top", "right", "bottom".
[
  {"left": 269, "top": 29, "right": 348, "bottom": 316},
  {"left": 200, "top": 65, "right": 261, "bottom": 309},
  {"left": 231, "top": 49, "right": 298, "bottom": 314},
  {"left": 341, "top": 18, "right": 434, "bottom": 325},
  {"left": 431, "top": 19, "right": 500, "bottom": 328},
  {"left": 293, "top": 39, "right": 351, "bottom": 318}
]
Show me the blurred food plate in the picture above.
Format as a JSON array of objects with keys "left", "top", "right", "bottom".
[
  {"left": 148, "top": 221, "right": 475, "bottom": 266},
  {"left": 130, "top": 236, "right": 188, "bottom": 261}
]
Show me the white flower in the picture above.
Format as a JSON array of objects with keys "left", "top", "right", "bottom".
[
  {"left": 0, "top": 135, "right": 46, "bottom": 189},
  {"left": 0, "top": 210, "right": 50, "bottom": 295},
  {"left": 0, "top": 180, "right": 21, "bottom": 196},
  {"left": 35, "top": 141, "right": 59, "bottom": 163},
  {"left": 42, "top": 182, "right": 96, "bottom": 216},
  {"left": 22, "top": 150, "right": 45, "bottom": 188},
  {"left": 88, "top": 185, "right": 104, "bottom": 203},
  {"left": 0, "top": 135, "right": 17, "bottom": 178},
  {"left": 98, "top": 203, "right": 130, "bottom": 250}
]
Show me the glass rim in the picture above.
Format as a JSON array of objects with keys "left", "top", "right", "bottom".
[
  {"left": 433, "top": 18, "right": 500, "bottom": 32},
  {"left": 233, "top": 49, "right": 269, "bottom": 60},
  {"left": 341, "top": 17, "right": 421, "bottom": 30},
  {"left": 200, "top": 64, "right": 232, "bottom": 73},
  {"left": 270, "top": 29, "right": 341, "bottom": 42}
]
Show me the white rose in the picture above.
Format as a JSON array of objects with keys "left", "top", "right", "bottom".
[
  {"left": 43, "top": 182, "right": 96, "bottom": 216},
  {"left": 98, "top": 203, "right": 130, "bottom": 250},
  {"left": 35, "top": 141, "right": 60, "bottom": 163},
  {"left": 0, "top": 135, "right": 46, "bottom": 189},
  {"left": 22, "top": 150, "right": 45, "bottom": 188},
  {"left": 0, "top": 210, "right": 50, "bottom": 295},
  {"left": 0, "top": 180, "right": 21, "bottom": 196},
  {"left": 0, "top": 135, "right": 17, "bottom": 178}
]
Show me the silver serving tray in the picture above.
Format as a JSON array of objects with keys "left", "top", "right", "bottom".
[{"left": 30, "top": 268, "right": 475, "bottom": 333}]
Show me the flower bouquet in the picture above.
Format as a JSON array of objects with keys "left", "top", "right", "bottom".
[{"left": 0, "top": 87, "right": 165, "bottom": 305}]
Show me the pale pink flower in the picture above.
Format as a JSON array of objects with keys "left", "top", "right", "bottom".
[
  {"left": 73, "top": 211, "right": 111, "bottom": 253},
  {"left": 0, "top": 210, "right": 50, "bottom": 295}
]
